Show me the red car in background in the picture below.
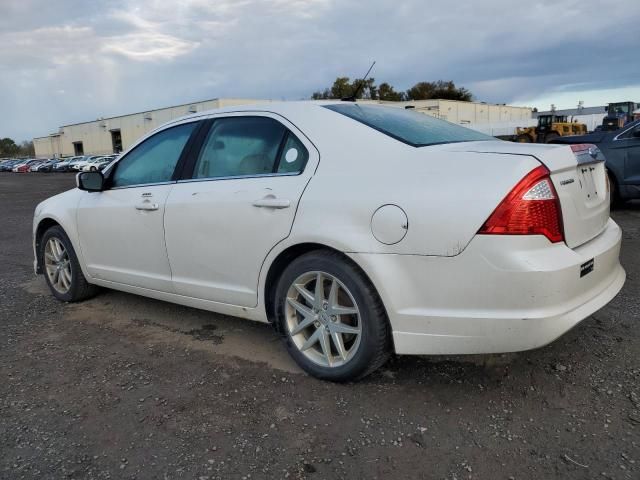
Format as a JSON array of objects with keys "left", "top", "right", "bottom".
[{"left": 12, "top": 159, "right": 43, "bottom": 172}]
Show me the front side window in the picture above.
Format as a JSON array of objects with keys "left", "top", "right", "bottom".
[
  {"left": 618, "top": 123, "right": 640, "bottom": 140},
  {"left": 193, "top": 117, "right": 290, "bottom": 179},
  {"left": 111, "top": 122, "right": 197, "bottom": 188},
  {"left": 324, "top": 104, "right": 492, "bottom": 147}
]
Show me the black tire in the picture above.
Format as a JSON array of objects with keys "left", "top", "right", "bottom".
[
  {"left": 607, "top": 171, "right": 627, "bottom": 209},
  {"left": 544, "top": 132, "right": 560, "bottom": 143},
  {"left": 40, "top": 225, "right": 99, "bottom": 302},
  {"left": 274, "top": 250, "right": 391, "bottom": 382}
]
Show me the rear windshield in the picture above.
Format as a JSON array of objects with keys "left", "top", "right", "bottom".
[{"left": 324, "top": 104, "right": 492, "bottom": 147}]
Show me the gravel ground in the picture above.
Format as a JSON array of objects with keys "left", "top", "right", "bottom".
[{"left": 1, "top": 173, "right": 639, "bottom": 480}]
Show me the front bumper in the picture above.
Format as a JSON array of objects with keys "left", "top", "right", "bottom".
[{"left": 349, "top": 219, "right": 625, "bottom": 355}]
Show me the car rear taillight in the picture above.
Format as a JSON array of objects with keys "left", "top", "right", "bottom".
[{"left": 478, "top": 165, "right": 564, "bottom": 243}]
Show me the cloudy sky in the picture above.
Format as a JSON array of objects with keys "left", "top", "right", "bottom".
[{"left": 1, "top": 0, "right": 639, "bottom": 141}]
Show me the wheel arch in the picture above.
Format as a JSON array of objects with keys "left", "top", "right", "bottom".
[
  {"left": 263, "top": 242, "right": 390, "bottom": 333},
  {"left": 34, "top": 217, "right": 62, "bottom": 274}
]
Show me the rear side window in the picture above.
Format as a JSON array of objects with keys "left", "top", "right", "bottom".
[
  {"left": 194, "top": 117, "right": 284, "bottom": 179},
  {"left": 192, "top": 116, "right": 309, "bottom": 179},
  {"left": 277, "top": 133, "right": 309, "bottom": 174},
  {"left": 112, "top": 122, "right": 197, "bottom": 188},
  {"left": 324, "top": 104, "right": 492, "bottom": 147}
]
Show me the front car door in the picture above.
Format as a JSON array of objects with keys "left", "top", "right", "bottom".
[
  {"left": 77, "top": 120, "right": 201, "bottom": 291},
  {"left": 619, "top": 124, "right": 640, "bottom": 186},
  {"left": 164, "top": 113, "right": 319, "bottom": 307},
  {"left": 602, "top": 122, "right": 640, "bottom": 198}
]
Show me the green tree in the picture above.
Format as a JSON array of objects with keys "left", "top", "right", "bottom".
[
  {"left": 330, "top": 77, "right": 353, "bottom": 99},
  {"left": 311, "top": 76, "right": 378, "bottom": 100},
  {"left": 377, "top": 82, "right": 404, "bottom": 101},
  {"left": 0, "top": 137, "right": 20, "bottom": 156},
  {"left": 405, "top": 80, "right": 472, "bottom": 101},
  {"left": 312, "top": 78, "right": 473, "bottom": 102},
  {"left": 19, "top": 140, "right": 35, "bottom": 157}
]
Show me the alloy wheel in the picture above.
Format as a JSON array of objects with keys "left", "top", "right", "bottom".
[
  {"left": 285, "top": 271, "right": 362, "bottom": 368},
  {"left": 44, "top": 237, "right": 72, "bottom": 294}
]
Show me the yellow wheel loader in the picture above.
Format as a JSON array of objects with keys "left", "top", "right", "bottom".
[{"left": 516, "top": 114, "right": 587, "bottom": 143}]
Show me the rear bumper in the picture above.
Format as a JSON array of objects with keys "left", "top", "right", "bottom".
[{"left": 349, "top": 219, "right": 625, "bottom": 355}]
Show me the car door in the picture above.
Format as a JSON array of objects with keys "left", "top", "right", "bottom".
[
  {"left": 613, "top": 123, "right": 640, "bottom": 185},
  {"left": 76, "top": 121, "right": 201, "bottom": 291},
  {"left": 164, "top": 113, "right": 319, "bottom": 307}
]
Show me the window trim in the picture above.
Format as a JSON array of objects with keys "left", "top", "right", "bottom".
[
  {"left": 179, "top": 115, "right": 310, "bottom": 181},
  {"left": 177, "top": 171, "right": 301, "bottom": 185},
  {"left": 613, "top": 121, "right": 640, "bottom": 141},
  {"left": 104, "top": 120, "right": 204, "bottom": 190}
]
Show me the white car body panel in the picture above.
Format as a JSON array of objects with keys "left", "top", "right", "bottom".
[
  {"left": 32, "top": 102, "right": 625, "bottom": 358},
  {"left": 350, "top": 218, "right": 623, "bottom": 354},
  {"left": 76, "top": 185, "right": 175, "bottom": 291},
  {"left": 450, "top": 140, "right": 611, "bottom": 248},
  {"left": 164, "top": 112, "right": 319, "bottom": 307},
  {"left": 165, "top": 175, "right": 312, "bottom": 307}
]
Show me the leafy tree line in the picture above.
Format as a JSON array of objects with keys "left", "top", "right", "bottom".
[
  {"left": 311, "top": 78, "right": 472, "bottom": 102},
  {"left": 0, "top": 138, "right": 35, "bottom": 157}
]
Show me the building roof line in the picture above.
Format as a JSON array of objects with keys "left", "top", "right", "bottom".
[{"left": 57, "top": 97, "right": 230, "bottom": 129}]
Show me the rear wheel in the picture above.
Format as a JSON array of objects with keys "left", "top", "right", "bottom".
[
  {"left": 41, "top": 226, "right": 99, "bottom": 302},
  {"left": 274, "top": 250, "right": 391, "bottom": 382}
]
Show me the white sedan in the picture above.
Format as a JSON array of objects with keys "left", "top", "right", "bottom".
[{"left": 32, "top": 102, "right": 625, "bottom": 381}]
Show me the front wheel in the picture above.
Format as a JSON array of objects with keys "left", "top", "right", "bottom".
[
  {"left": 41, "top": 225, "right": 99, "bottom": 302},
  {"left": 274, "top": 250, "right": 391, "bottom": 381},
  {"left": 544, "top": 132, "right": 560, "bottom": 143}
]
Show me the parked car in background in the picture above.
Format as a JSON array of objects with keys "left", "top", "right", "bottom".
[
  {"left": 72, "top": 155, "right": 104, "bottom": 171},
  {"left": 81, "top": 155, "right": 118, "bottom": 171},
  {"left": 0, "top": 159, "right": 21, "bottom": 171},
  {"left": 33, "top": 102, "right": 625, "bottom": 381},
  {"left": 53, "top": 156, "right": 86, "bottom": 172},
  {"left": 551, "top": 119, "right": 640, "bottom": 203},
  {"left": 32, "top": 159, "right": 60, "bottom": 172},
  {"left": 13, "top": 159, "right": 42, "bottom": 172},
  {"left": 30, "top": 159, "right": 52, "bottom": 172}
]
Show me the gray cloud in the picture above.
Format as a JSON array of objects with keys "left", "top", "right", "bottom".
[{"left": 1, "top": 0, "right": 639, "bottom": 141}]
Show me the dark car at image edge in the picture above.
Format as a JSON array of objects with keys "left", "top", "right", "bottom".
[{"left": 551, "top": 119, "right": 640, "bottom": 203}]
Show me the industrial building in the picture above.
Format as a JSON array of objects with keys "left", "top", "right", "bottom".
[
  {"left": 33, "top": 98, "right": 532, "bottom": 158},
  {"left": 383, "top": 99, "right": 533, "bottom": 137},
  {"left": 33, "top": 98, "right": 272, "bottom": 158}
]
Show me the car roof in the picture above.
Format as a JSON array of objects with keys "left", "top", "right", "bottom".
[{"left": 163, "top": 100, "right": 344, "bottom": 126}]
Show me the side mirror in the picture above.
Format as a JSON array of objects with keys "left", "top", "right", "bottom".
[{"left": 76, "top": 171, "right": 104, "bottom": 192}]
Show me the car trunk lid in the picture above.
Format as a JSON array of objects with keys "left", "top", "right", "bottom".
[{"left": 446, "top": 141, "right": 610, "bottom": 249}]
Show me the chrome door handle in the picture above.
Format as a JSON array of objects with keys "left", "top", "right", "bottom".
[
  {"left": 135, "top": 202, "right": 159, "bottom": 211},
  {"left": 252, "top": 195, "right": 291, "bottom": 209}
]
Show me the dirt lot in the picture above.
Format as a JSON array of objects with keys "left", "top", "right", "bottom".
[{"left": 1, "top": 173, "right": 639, "bottom": 480}]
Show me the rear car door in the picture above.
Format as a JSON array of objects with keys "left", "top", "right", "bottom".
[
  {"left": 164, "top": 113, "right": 318, "bottom": 307},
  {"left": 77, "top": 121, "right": 200, "bottom": 291}
]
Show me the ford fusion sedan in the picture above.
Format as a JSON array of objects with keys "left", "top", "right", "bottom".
[{"left": 32, "top": 102, "right": 625, "bottom": 381}]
